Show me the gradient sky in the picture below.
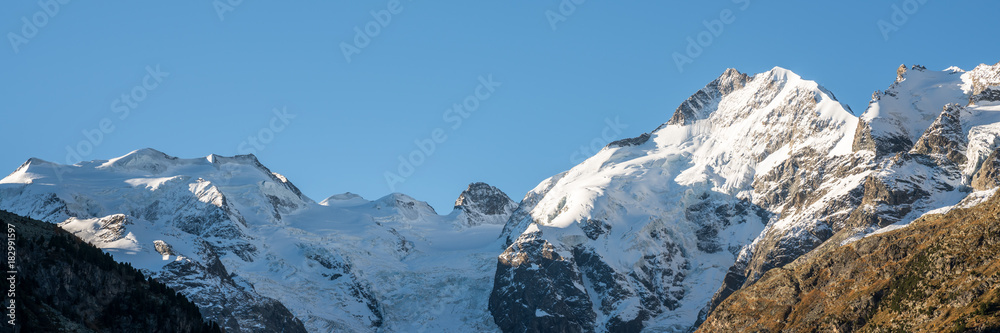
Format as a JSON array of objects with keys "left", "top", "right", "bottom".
[{"left": 2, "top": 1, "right": 999, "bottom": 212}]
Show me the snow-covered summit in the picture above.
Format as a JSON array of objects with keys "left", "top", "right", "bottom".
[
  {"left": 663, "top": 67, "right": 750, "bottom": 126},
  {"left": 855, "top": 65, "right": 971, "bottom": 156},
  {"left": 492, "top": 65, "right": 860, "bottom": 332},
  {"left": 98, "top": 148, "right": 178, "bottom": 172},
  {"left": 368, "top": 192, "right": 439, "bottom": 221},
  {"left": 963, "top": 61, "right": 1000, "bottom": 105},
  {"left": 491, "top": 62, "right": 1000, "bottom": 332},
  {"left": 453, "top": 182, "right": 518, "bottom": 228},
  {"left": 319, "top": 192, "right": 369, "bottom": 207}
]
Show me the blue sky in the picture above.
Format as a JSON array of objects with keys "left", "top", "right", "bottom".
[{"left": 2, "top": 1, "right": 999, "bottom": 212}]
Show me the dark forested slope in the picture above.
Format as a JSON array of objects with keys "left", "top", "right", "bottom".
[{"left": 2, "top": 210, "right": 221, "bottom": 333}]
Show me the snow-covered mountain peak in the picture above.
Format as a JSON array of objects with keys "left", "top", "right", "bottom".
[
  {"left": 854, "top": 64, "right": 976, "bottom": 157},
  {"left": 97, "top": 148, "right": 179, "bottom": 173},
  {"left": 1, "top": 157, "right": 57, "bottom": 184},
  {"left": 455, "top": 182, "right": 513, "bottom": 211},
  {"left": 962, "top": 61, "right": 1000, "bottom": 105},
  {"left": 944, "top": 66, "right": 966, "bottom": 73},
  {"left": 490, "top": 66, "right": 864, "bottom": 331},
  {"left": 677, "top": 66, "right": 853, "bottom": 133},
  {"left": 319, "top": 192, "right": 369, "bottom": 207},
  {"left": 370, "top": 192, "right": 439, "bottom": 220},
  {"left": 663, "top": 68, "right": 751, "bottom": 126},
  {"left": 763, "top": 66, "right": 801, "bottom": 82},
  {"left": 204, "top": 152, "right": 270, "bottom": 169},
  {"left": 0, "top": 149, "right": 522, "bottom": 332},
  {"left": 453, "top": 182, "right": 518, "bottom": 227}
]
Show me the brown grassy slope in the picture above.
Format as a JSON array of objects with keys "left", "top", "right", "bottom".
[{"left": 698, "top": 192, "right": 1000, "bottom": 333}]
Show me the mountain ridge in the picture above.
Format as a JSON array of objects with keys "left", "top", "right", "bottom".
[
  {"left": 0, "top": 148, "right": 519, "bottom": 332},
  {"left": 3, "top": 61, "right": 999, "bottom": 332}
]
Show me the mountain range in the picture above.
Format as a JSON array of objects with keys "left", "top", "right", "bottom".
[{"left": 2, "top": 61, "right": 999, "bottom": 332}]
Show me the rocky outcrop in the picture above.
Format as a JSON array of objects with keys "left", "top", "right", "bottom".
[
  {"left": 910, "top": 104, "right": 967, "bottom": 165},
  {"left": 454, "top": 182, "right": 518, "bottom": 227},
  {"left": 489, "top": 235, "right": 596, "bottom": 333},
  {"left": 851, "top": 117, "right": 914, "bottom": 158},
  {"left": 607, "top": 133, "right": 650, "bottom": 148},
  {"left": 851, "top": 64, "right": 964, "bottom": 158},
  {"left": 699, "top": 191, "right": 1000, "bottom": 332},
  {"left": 972, "top": 149, "right": 1000, "bottom": 191},
  {"left": 664, "top": 68, "right": 750, "bottom": 126},
  {"left": 964, "top": 62, "right": 1000, "bottom": 105},
  {"left": 152, "top": 248, "right": 309, "bottom": 333}
]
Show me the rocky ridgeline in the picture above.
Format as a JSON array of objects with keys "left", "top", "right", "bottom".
[{"left": 699, "top": 189, "right": 1000, "bottom": 332}]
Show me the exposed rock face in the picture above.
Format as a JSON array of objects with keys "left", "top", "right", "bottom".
[
  {"left": 852, "top": 64, "right": 968, "bottom": 158},
  {"left": 153, "top": 239, "right": 175, "bottom": 256},
  {"left": 699, "top": 191, "right": 1000, "bottom": 333},
  {"left": 910, "top": 103, "right": 967, "bottom": 165},
  {"left": 664, "top": 68, "right": 749, "bottom": 126},
  {"left": 964, "top": 62, "right": 1000, "bottom": 105},
  {"left": 973, "top": 87, "right": 1000, "bottom": 104},
  {"left": 490, "top": 235, "right": 596, "bottom": 333},
  {"left": 972, "top": 149, "right": 1000, "bottom": 191},
  {"left": 153, "top": 255, "right": 308, "bottom": 333},
  {"left": 896, "top": 64, "right": 908, "bottom": 82},
  {"left": 607, "top": 132, "right": 650, "bottom": 148},
  {"left": 851, "top": 118, "right": 913, "bottom": 158},
  {"left": 454, "top": 182, "right": 518, "bottom": 227}
]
